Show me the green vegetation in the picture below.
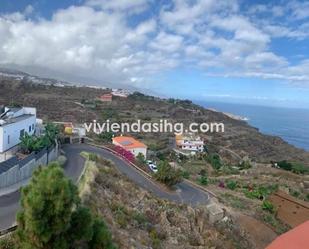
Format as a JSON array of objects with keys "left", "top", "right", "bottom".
[
  {"left": 0, "top": 235, "right": 15, "bottom": 249},
  {"left": 98, "top": 132, "right": 114, "bottom": 143},
  {"left": 14, "top": 163, "right": 116, "bottom": 249},
  {"left": 88, "top": 152, "right": 99, "bottom": 162},
  {"left": 181, "top": 170, "right": 190, "bottom": 179},
  {"left": 243, "top": 184, "right": 278, "bottom": 200},
  {"left": 20, "top": 123, "right": 59, "bottom": 154},
  {"left": 226, "top": 180, "right": 238, "bottom": 190},
  {"left": 136, "top": 152, "right": 146, "bottom": 165},
  {"left": 155, "top": 161, "right": 183, "bottom": 187},
  {"left": 238, "top": 160, "right": 252, "bottom": 170},
  {"left": 277, "top": 160, "right": 308, "bottom": 174},
  {"left": 219, "top": 193, "right": 249, "bottom": 210},
  {"left": 290, "top": 162, "right": 309, "bottom": 174},
  {"left": 206, "top": 154, "right": 222, "bottom": 170},
  {"left": 198, "top": 175, "right": 208, "bottom": 186},
  {"left": 261, "top": 212, "right": 290, "bottom": 234},
  {"left": 261, "top": 200, "right": 275, "bottom": 213},
  {"left": 102, "top": 108, "right": 119, "bottom": 120}
]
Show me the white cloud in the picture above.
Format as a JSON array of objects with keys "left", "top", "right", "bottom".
[
  {"left": 149, "top": 32, "right": 183, "bottom": 52},
  {"left": 0, "top": 0, "right": 308, "bottom": 89},
  {"left": 86, "top": 0, "right": 151, "bottom": 14}
]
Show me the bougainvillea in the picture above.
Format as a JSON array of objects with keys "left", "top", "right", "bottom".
[{"left": 113, "top": 145, "right": 135, "bottom": 163}]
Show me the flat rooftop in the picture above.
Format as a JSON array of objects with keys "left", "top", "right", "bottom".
[{"left": 0, "top": 114, "right": 35, "bottom": 127}]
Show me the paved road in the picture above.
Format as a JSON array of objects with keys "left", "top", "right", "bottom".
[
  {"left": 0, "top": 144, "right": 85, "bottom": 231},
  {"left": 0, "top": 144, "right": 209, "bottom": 231},
  {"left": 65, "top": 144, "right": 210, "bottom": 205}
]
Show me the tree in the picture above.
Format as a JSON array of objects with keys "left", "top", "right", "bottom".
[
  {"left": 19, "top": 123, "right": 59, "bottom": 155},
  {"left": 44, "top": 123, "right": 59, "bottom": 147},
  {"left": 136, "top": 153, "right": 146, "bottom": 165},
  {"left": 207, "top": 154, "right": 222, "bottom": 170},
  {"left": 16, "top": 163, "right": 116, "bottom": 249},
  {"left": 17, "top": 163, "right": 79, "bottom": 249},
  {"left": 89, "top": 218, "right": 116, "bottom": 249},
  {"left": 98, "top": 132, "right": 114, "bottom": 143},
  {"left": 20, "top": 133, "right": 36, "bottom": 154},
  {"left": 155, "top": 161, "right": 182, "bottom": 187}
]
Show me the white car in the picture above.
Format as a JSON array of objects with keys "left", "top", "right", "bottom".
[{"left": 148, "top": 163, "right": 158, "bottom": 173}]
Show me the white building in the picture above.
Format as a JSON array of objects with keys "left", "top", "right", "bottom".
[
  {"left": 112, "top": 136, "right": 147, "bottom": 158},
  {"left": 175, "top": 133, "right": 204, "bottom": 155},
  {"left": 0, "top": 106, "right": 36, "bottom": 161},
  {"left": 111, "top": 89, "right": 131, "bottom": 98}
]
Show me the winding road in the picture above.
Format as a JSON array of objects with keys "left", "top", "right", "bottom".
[{"left": 0, "top": 144, "right": 209, "bottom": 231}]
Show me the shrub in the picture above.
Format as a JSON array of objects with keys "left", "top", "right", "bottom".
[
  {"left": 0, "top": 235, "right": 16, "bottom": 249},
  {"left": 98, "top": 132, "right": 114, "bottom": 143},
  {"left": 226, "top": 180, "right": 238, "bottom": 190},
  {"left": 290, "top": 189, "right": 300, "bottom": 198},
  {"left": 136, "top": 153, "right": 146, "bottom": 165},
  {"left": 89, "top": 218, "right": 117, "bottom": 249},
  {"left": 89, "top": 153, "right": 98, "bottom": 162},
  {"left": 182, "top": 171, "right": 190, "bottom": 179},
  {"left": 262, "top": 200, "right": 275, "bottom": 213},
  {"left": 244, "top": 184, "right": 278, "bottom": 200},
  {"left": 114, "top": 146, "right": 135, "bottom": 162},
  {"left": 277, "top": 160, "right": 292, "bottom": 171},
  {"left": 207, "top": 154, "right": 222, "bottom": 170},
  {"left": 155, "top": 161, "right": 183, "bottom": 187},
  {"left": 20, "top": 123, "right": 59, "bottom": 154},
  {"left": 199, "top": 169, "right": 207, "bottom": 176},
  {"left": 291, "top": 163, "right": 308, "bottom": 174},
  {"left": 238, "top": 160, "right": 252, "bottom": 170},
  {"left": 198, "top": 176, "right": 208, "bottom": 186},
  {"left": 149, "top": 229, "right": 162, "bottom": 249},
  {"left": 132, "top": 211, "right": 148, "bottom": 228},
  {"left": 277, "top": 160, "right": 308, "bottom": 174},
  {"left": 218, "top": 181, "right": 225, "bottom": 188}
]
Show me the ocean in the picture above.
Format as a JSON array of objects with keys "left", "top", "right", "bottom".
[{"left": 196, "top": 101, "right": 309, "bottom": 151}]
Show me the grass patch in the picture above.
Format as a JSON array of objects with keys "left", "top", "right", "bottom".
[
  {"left": 260, "top": 211, "right": 290, "bottom": 234},
  {"left": 79, "top": 152, "right": 99, "bottom": 198},
  {"left": 219, "top": 193, "right": 249, "bottom": 210}
]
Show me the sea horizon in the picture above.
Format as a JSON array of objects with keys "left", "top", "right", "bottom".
[{"left": 195, "top": 100, "right": 309, "bottom": 152}]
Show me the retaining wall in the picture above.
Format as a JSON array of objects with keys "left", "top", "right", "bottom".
[{"left": 0, "top": 146, "right": 58, "bottom": 189}]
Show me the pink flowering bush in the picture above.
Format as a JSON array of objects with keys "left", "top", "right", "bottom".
[{"left": 113, "top": 145, "right": 135, "bottom": 163}]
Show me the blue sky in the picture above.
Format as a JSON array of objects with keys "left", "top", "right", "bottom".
[{"left": 0, "top": 0, "right": 309, "bottom": 108}]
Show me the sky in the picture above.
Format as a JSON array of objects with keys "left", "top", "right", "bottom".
[{"left": 0, "top": 0, "right": 309, "bottom": 108}]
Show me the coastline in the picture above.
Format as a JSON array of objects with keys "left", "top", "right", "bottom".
[
  {"left": 199, "top": 101, "right": 309, "bottom": 152},
  {"left": 207, "top": 108, "right": 249, "bottom": 121}
]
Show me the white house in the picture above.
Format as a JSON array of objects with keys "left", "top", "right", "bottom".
[
  {"left": 0, "top": 106, "right": 36, "bottom": 160},
  {"left": 111, "top": 89, "right": 131, "bottom": 98},
  {"left": 175, "top": 133, "right": 204, "bottom": 155},
  {"left": 112, "top": 136, "right": 147, "bottom": 158}
]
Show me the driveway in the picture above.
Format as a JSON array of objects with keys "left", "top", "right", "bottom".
[{"left": 0, "top": 144, "right": 209, "bottom": 231}]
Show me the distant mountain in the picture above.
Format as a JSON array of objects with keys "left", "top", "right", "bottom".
[{"left": 0, "top": 67, "right": 110, "bottom": 90}]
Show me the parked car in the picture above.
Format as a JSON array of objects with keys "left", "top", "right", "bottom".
[
  {"left": 146, "top": 160, "right": 158, "bottom": 173},
  {"left": 148, "top": 163, "right": 158, "bottom": 173}
]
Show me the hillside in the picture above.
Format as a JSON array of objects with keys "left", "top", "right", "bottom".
[
  {"left": 1, "top": 77, "right": 309, "bottom": 166},
  {"left": 81, "top": 154, "right": 253, "bottom": 249}
]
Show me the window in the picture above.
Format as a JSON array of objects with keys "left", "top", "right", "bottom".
[
  {"left": 29, "top": 125, "right": 31, "bottom": 132},
  {"left": 20, "top": 129, "right": 25, "bottom": 138},
  {"left": 7, "top": 135, "right": 10, "bottom": 144},
  {"left": 32, "top": 124, "right": 34, "bottom": 130}
]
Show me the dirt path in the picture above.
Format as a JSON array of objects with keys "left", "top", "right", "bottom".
[{"left": 236, "top": 213, "right": 277, "bottom": 249}]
